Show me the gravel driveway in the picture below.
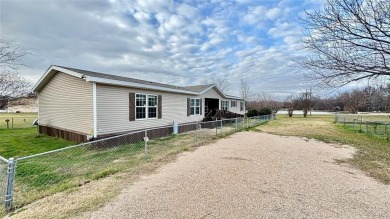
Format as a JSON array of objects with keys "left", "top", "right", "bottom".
[{"left": 89, "top": 132, "right": 390, "bottom": 218}]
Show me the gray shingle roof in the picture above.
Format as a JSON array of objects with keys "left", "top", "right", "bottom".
[
  {"left": 55, "top": 65, "right": 198, "bottom": 93},
  {"left": 183, "top": 84, "right": 214, "bottom": 93}
]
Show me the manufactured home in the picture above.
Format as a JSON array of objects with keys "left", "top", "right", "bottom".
[{"left": 33, "top": 65, "right": 245, "bottom": 142}]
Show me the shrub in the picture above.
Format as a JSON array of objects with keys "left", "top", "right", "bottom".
[
  {"left": 247, "top": 108, "right": 272, "bottom": 117},
  {"left": 258, "top": 107, "right": 272, "bottom": 115},
  {"left": 247, "top": 109, "right": 258, "bottom": 117}
]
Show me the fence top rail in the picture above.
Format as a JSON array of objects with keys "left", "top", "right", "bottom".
[
  {"left": 0, "top": 117, "right": 38, "bottom": 119},
  {"left": 0, "top": 155, "right": 8, "bottom": 163},
  {"left": 16, "top": 116, "right": 274, "bottom": 161}
]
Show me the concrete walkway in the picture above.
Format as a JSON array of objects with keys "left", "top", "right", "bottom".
[{"left": 89, "top": 132, "right": 390, "bottom": 218}]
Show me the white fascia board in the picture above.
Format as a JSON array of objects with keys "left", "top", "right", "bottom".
[
  {"left": 86, "top": 76, "right": 199, "bottom": 95},
  {"left": 198, "top": 85, "right": 216, "bottom": 95},
  {"left": 32, "top": 65, "right": 84, "bottom": 92},
  {"left": 199, "top": 85, "right": 232, "bottom": 99}
]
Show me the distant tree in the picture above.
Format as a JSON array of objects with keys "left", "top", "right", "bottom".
[
  {"left": 247, "top": 92, "right": 282, "bottom": 112},
  {"left": 239, "top": 76, "right": 252, "bottom": 101},
  {"left": 296, "top": 89, "right": 312, "bottom": 117},
  {"left": 284, "top": 93, "right": 296, "bottom": 117},
  {"left": 0, "top": 40, "right": 30, "bottom": 108},
  {"left": 200, "top": 77, "right": 231, "bottom": 94},
  {"left": 338, "top": 89, "right": 366, "bottom": 113},
  {"left": 300, "top": 0, "right": 390, "bottom": 87}
]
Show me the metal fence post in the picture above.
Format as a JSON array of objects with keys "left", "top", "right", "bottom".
[
  {"left": 220, "top": 120, "right": 223, "bottom": 134},
  {"left": 215, "top": 121, "right": 218, "bottom": 136},
  {"left": 144, "top": 131, "right": 148, "bottom": 159},
  {"left": 235, "top": 118, "right": 238, "bottom": 132},
  {"left": 343, "top": 117, "right": 346, "bottom": 126},
  {"left": 5, "top": 158, "right": 15, "bottom": 211},
  {"left": 196, "top": 123, "right": 199, "bottom": 144}
]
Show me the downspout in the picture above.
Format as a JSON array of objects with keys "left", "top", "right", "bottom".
[{"left": 93, "top": 82, "right": 97, "bottom": 138}]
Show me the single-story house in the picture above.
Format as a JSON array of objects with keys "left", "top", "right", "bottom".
[{"left": 32, "top": 65, "right": 245, "bottom": 142}]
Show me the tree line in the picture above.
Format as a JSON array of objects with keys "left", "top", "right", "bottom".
[{"left": 245, "top": 82, "right": 390, "bottom": 117}]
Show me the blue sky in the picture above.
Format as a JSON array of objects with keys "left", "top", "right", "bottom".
[{"left": 0, "top": 0, "right": 324, "bottom": 97}]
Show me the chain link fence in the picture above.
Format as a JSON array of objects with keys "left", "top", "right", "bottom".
[
  {"left": 0, "top": 117, "right": 37, "bottom": 129},
  {"left": 0, "top": 115, "right": 275, "bottom": 212},
  {"left": 335, "top": 113, "right": 390, "bottom": 139}
]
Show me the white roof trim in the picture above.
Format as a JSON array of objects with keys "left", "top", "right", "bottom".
[
  {"left": 199, "top": 85, "right": 244, "bottom": 100},
  {"left": 32, "top": 65, "right": 84, "bottom": 92},
  {"left": 198, "top": 85, "right": 217, "bottom": 95},
  {"left": 85, "top": 76, "right": 199, "bottom": 95}
]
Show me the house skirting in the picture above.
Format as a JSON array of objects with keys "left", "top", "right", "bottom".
[{"left": 39, "top": 125, "right": 88, "bottom": 143}]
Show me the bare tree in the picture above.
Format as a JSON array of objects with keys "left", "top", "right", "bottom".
[
  {"left": 0, "top": 40, "right": 30, "bottom": 108},
  {"left": 239, "top": 76, "right": 252, "bottom": 101},
  {"left": 200, "top": 77, "right": 231, "bottom": 94},
  {"left": 300, "top": 0, "right": 390, "bottom": 87},
  {"left": 338, "top": 89, "right": 366, "bottom": 113},
  {"left": 284, "top": 93, "right": 296, "bottom": 117},
  {"left": 247, "top": 92, "right": 282, "bottom": 112},
  {"left": 296, "top": 89, "right": 312, "bottom": 117}
]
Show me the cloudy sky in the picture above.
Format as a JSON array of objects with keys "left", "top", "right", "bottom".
[{"left": 0, "top": 0, "right": 324, "bottom": 97}]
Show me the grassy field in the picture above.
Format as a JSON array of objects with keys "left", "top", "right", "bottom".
[
  {"left": 258, "top": 115, "right": 390, "bottom": 184},
  {"left": 0, "top": 113, "right": 37, "bottom": 129}
]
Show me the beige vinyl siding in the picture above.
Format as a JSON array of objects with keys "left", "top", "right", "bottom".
[
  {"left": 228, "top": 99, "right": 244, "bottom": 114},
  {"left": 38, "top": 72, "right": 93, "bottom": 134},
  {"left": 199, "top": 88, "right": 244, "bottom": 114},
  {"left": 96, "top": 84, "right": 203, "bottom": 136},
  {"left": 199, "top": 87, "right": 222, "bottom": 99}
]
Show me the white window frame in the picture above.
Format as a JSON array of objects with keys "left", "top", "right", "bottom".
[
  {"left": 135, "top": 93, "right": 158, "bottom": 120},
  {"left": 240, "top": 101, "right": 244, "bottom": 111},
  {"left": 190, "top": 98, "right": 201, "bottom": 116},
  {"left": 221, "top": 100, "right": 228, "bottom": 111},
  {"left": 148, "top": 94, "right": 158, "bottom": 119},
  {"left": 231, "top": 100, "right": 237, "bottom": 108}
]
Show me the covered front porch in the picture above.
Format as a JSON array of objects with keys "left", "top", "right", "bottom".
[{"left": 203, "top": 98, "right": 244, "bottom": 121}]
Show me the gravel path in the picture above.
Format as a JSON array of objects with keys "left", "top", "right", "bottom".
[{"left": 89, "top": 132, "right": 390, "bottom": 218}]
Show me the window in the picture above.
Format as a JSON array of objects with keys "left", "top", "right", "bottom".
[
  {"left": 136, "top": 94, "right": 146, "bottom": 119},
  {"left": 136, "top": 94, "right": 158, "bottom": 119},
  {"left": 222, "top": 100, "right": 228, "bottom": 111},
  {"left": 148, "top": 95, "right": 157, "bottom": 118},
  {"left": 240, "top": 101, "right": 244, "bottom": 111},
  {"left": 190, "top": 98, "right": 200, "bottom": 115},
  {"left": 231, "top": 100, "right": 237, "bottom": 107}
]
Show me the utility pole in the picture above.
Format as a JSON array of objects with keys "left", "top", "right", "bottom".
[{"left": 309, "top": 87, "right": 312, "bottom": 116}]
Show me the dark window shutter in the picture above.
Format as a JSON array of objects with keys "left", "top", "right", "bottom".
[
  {"left": 200, "top": 98, "right": 202, "bottom": 115},
  {"left": 187, "top": 98, "right": 190, "bottom": 116},
  {"left": 158, "top": 95, "right": 162, "bottom": 119},
  {"left": 129, "top": 93, "right": 135, "bottom": 121}
]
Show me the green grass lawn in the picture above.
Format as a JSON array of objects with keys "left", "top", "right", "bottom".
[
  {"left": 259, "top": 114, "right": 390, "bottom": 184},
  {"left": 0, "top": 113, "right": 37, "bottom": 129},
  {"left": 0, "top": 128, "right": 75, "bottom": 159}
]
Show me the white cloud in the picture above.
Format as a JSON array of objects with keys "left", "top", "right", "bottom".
[
  {"left": 0, "top": 0, "right": 324, "bottom": 97},
  {"left": 266, "top": 7, "right": 282, "bottom": 20}
]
